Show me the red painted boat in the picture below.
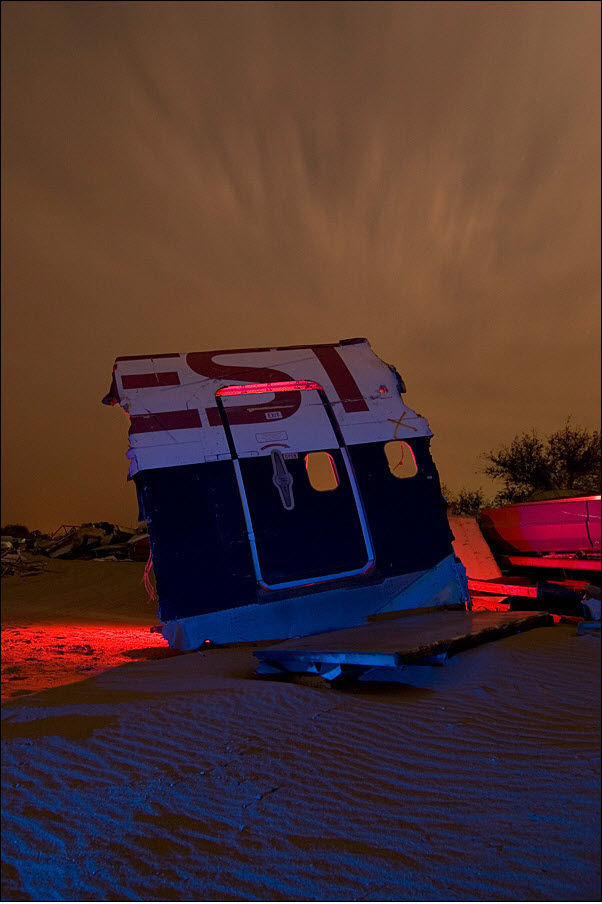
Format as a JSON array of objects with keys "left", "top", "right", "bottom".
[{"left": 479, "top": 495, "right": 601, "bottom": 557}]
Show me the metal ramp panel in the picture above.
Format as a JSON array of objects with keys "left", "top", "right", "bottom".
[{"left": 254, "top": 609, "right": 554, "bottom": 683}]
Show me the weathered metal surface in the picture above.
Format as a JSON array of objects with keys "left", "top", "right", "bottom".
[
  {"left": 161, "top": 553, "right": 468, "bottom": 650},
  {"left": 448, "top": 515, "right": 503, "bottom": 581},
  {"left": 254, "top": 610, "right": 555, "bottom": 682}
]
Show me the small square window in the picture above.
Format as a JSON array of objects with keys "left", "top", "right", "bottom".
[
  {"left": 305, "top": 451, "right": 339, "bottom": 491},
  {"left": 384, "top": 441, "right": 418, "bottom": 479}
]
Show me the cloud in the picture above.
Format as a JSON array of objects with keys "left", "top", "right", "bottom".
[{"left": 2, "top": 0, "right": 599, "bottom": 527}]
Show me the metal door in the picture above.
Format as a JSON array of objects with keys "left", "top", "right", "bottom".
[{"left": 216, "top": 381, "right": 374, "bottom": 591}]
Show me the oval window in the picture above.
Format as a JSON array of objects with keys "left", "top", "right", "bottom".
[
  {"left": 305, "top": 451, "right": 339, "bottom": 492},
  {"left": 384, "top": 441, "right": 418, "bottom": 479}
]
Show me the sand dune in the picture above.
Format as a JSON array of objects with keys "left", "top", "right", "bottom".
[
  {"left": 1, "top": 634, "right": 599, "bottom": 898},
  {"left": 1, "top": 560, "right": 600, "bottom": 900}
]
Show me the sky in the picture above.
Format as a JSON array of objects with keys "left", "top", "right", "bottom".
[{"left": 2, "top": 0, "right": 600, "bottom": 533}]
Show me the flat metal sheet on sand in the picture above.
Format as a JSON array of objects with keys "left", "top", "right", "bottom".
[{"left": 254, "top": 610, "right": 554, "bottom": 681}]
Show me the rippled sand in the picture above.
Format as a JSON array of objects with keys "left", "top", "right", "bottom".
[{"left": 1, "top": 559, "right": 600, "bottom": 900}]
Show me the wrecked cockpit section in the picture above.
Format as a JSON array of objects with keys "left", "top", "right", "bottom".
[{"left": 104, "top": 338, "right": 467, "bottom": 649}]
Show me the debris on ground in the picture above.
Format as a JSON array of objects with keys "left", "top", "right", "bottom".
[
  {"left": 0, "top": 550, "right": 47, "bottom": 577},
  {"left": 39, "top": 523, "right": 146, "bottom": 560}
]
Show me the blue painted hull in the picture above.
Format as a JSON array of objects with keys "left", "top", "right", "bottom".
[{"left": 161, "top": 553, "right": 469, "bottom": 650}]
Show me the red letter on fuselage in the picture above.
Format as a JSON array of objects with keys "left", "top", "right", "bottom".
[
  {"left": 186, "top": 352, "right": 302, "bottom": 425},
  {"left": 310, "top": 345, "right": 369, "bottom": 413}
]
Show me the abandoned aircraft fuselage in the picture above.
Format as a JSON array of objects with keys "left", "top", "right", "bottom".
[{"left": 104, "top": 338, "right": 467, "bottom": 649}]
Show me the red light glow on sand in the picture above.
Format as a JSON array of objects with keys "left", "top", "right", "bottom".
[{"left": 1, "top": 623, "right": 172, "bottom": 700}]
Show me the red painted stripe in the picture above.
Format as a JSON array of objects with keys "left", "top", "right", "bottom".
[
  {"left": 468, "top": 579, "right": 539, "bottom": 598},
  {"left": 122, "top": 372, "right": 181, "bottom": 389},
  {"left": 505, "top": 555, "right": 601, "bottom": 572},
  {"left": 312, "top": 345, "right": 369, "bottom": 413},
  {"left": 129, "top": 409, "right": 201, "bottom": 434}
]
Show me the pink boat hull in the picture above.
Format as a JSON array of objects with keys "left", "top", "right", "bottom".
[{"left": 479, "top": 495, "right": 601, "bottom": 556}]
